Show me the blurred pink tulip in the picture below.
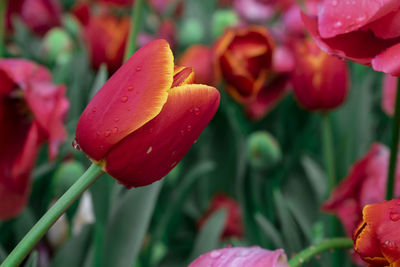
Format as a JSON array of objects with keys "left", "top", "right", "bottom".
[{"left": 189, "top": 246, "right": 289, "bottom": 267}]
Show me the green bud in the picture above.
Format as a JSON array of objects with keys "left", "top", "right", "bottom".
[
  {"left": 179, "top": 18, "right": 204, "bottom": 46},
  {"left": 247, "top": 131, "right": 281, "bottom": 170},
  {"left": 53, "top": 161, "right": 86, "bottom": 199},
  {"left": 212, "top": 9, "right": 239, "bottom": 39},
  {"left": 42, "top": 27, "right": 73, "bottom": 63}
]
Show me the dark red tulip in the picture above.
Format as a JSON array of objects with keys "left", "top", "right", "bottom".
[
  {"left": 7, "top": 0, "right": 62, "bottom": 36},
  {"left": 301, "top": 0, "right": 400, "bottom": 76},
  {"left": 353, "top": 199, "right": 400, "bottom": 266},
  {"left": 0, "top": 59, "right": 68, "bottom": 220},
  {"left": 75, "top": 40, "right": 220, "bottom": 188},
  {"left": 198, "top": 194, "right": 244, "bottom": 239},
  {"left": 75, "top": 7, "right": 130, "bottom": 74},
  {"left": 291, "top": 38, "right": 349, "bottom": 111},
  {"left": 382, "top": 74, "right": 398, "bottom": 117},
  {"left": 323, "top": 143, "right": 400, "bottom": 238},
  {"left": 178, "top": 45, "right": 216, "bottom": 86},
  {"left": 214, "top": 26, "right": 291, "bottom": 119}
]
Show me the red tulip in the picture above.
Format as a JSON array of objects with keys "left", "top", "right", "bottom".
[
  {"left": 0, "top": 59, "right": 68, "bottom": 220},
  {"left": 75, "top": 40, "right": 220, "bottom": 188},
  {"left": 178, "top": 45, "right": 216, "bottom": 86},
  {"left": 75, "top": 7, "right": 130, "bottom": 74},
  {"left": 7, "top": 0, "right": 62, "bottom": 36},
  {"left": 214, "top": 26, "right": 291, "bottom": 119},
  {"left": 323, "top": 143, "right": 400, "bottom": 238},
  {"left": 353, "top": 199, "right": 400, "bottom": 266},
  {"left": 189, "top": 247, "right": 289, "bottom": 267},
  {"left": 291, "top": 38, "right": 349, "bottom": 111},
  {"left": 198, "top": 194, "right": 244, "bottom": 239},
  {"left": 382, "top": 74, "right": 398, "bottom": 117},
  {"left": 301, "top": 1, "right": 400, "bottom": 76}
]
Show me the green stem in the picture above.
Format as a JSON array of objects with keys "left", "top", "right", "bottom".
[
  {"left": 288, "top": 238, "right": 353, "bottom": 267},
  {"left": 386, "top": 82, "right": 400, "bottom": 200},
  {"left": 1, "top": 164, "right": 104, "bottom": 267},
  {"left": 0, "top": 0, "right": 7, "bottom": 57},
  {"left": 321, "top": 114, "right": 336, "bottom": 192},
  {"left": 124, "top": 0, "right": 145, "bottom": 61}
]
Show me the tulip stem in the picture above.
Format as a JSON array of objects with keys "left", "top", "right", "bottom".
[
  {"left": 321, "top": 114, "right": 336, "bottom": 191},
  {"left": 0, "top": 163, "right": 104, "bottom": 267},
  {"left": 0, "top": 0, "right": 7, "bottom": 57},
  {"left": 124, "top": 0, "right": 145, "bottom": 61},
  {"left": 288, "top": 238, "right": 353, "bottom": 267},
  {"left": 386, "top": 82, "right": 400, "bottom": 200}
]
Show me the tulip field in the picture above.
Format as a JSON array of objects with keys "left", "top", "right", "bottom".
[{"left": 1, "top": 0, "right": 400, "bottom": 266}]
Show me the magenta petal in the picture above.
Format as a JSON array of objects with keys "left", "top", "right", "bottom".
[
  {"left": 372, "top": 43, "right": 400, "bottom": 76},
  {"left": 367, "top": 10, "right": 400, "bottom": 39},
  {"left": 318, "top": 0, "right": 400, "bottom": 38},
  {"left": 189, "top": 247, "right": 289, "bottom": 267}
]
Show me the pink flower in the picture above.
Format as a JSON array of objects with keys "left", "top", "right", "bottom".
[
  {"left": 189, "top": 247, "right": 289, "bottom": 267},
  {"left": 382, "top": 74, "right": 398, "bottom": 116}
]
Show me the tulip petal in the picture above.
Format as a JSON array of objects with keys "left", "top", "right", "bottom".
[
  {"left": 372, "top": 43, "right": 400, "bottom": 76},
  {"left": 367, "top": 10, "right": 400, "bottom": 39},
  {"left": 302, "top": 13, "right": 400, "bottom": 65},
  {"left": 76, "top": 39, "right": 174, "bottom": 161},
  {"left": 318, "top": 0, "right": 400, "bottom": 38},
  {"left": 104, "top": 84, "right": 220, "bottom": 188},
  {"left": 382, "top": 74, "right": 398, "bottom": 116}
]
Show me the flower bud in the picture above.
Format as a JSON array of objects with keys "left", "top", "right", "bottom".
[{"left": 247, "top": 131, "right": 281, "bottom": 170}]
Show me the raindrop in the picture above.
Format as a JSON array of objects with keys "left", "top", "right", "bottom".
[
  {"left": 121, "top": 96, "right": 128, "bottom": 103},
  {"left": 170, "top": 161, "right": 177, "bottom": 167},
  {"left": 91, "top": 108, "right": 96, "bottom": 113},
  {"left": 112, "top": 127, "right": 118, "bottom": 134},
  {"left": 127, "top": 86, "right": 134, "bottom": 91},
  {"left": 193, "top": 107, "right": 200, "bottom": 115},
  {"left": 187, "top": 125, "right": 192, "bottom": 132},
  {"left": 389, "top": 211, "right": 400, "bottom": 222},
  {"left": 136, "top": 66, "right": 142, "bottom": 72},
  {"left": 180, "top": 130, "right": 185, "bottom": 136},
  {"left": 114, "top": 118, "right": 120, "bottom": 122},
  {"left": 357, "top": 15, "right": 366, "bottom": 22},
  {"left": 72, "top": 139, "right": 81, "bottom": 150},
  {"left": 210, "top": 251, "right": 221, "bottom": 259},
  {"left": 104, "top": 130, "right": 111, "bottom": 137},
  {"left": 334, "top": 21, "right": 342, "bottom": 28},
  {"left": 146, "top": 146, "right": 152, "bottom": 154}
]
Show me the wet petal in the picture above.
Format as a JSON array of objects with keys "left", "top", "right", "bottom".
[
  {"left": 75, "top": 39, "right": 174, "bottom": 161},
  {"left": 372, "top": 43, "right": 400, "bottom": 76},
  {"left": 104, "top": 84, "right": 220, "bottom": 188}
]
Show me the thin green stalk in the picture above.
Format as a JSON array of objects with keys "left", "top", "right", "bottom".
[
  {"left": 0, "top": 0, "right": 7, "bottom": 57},
  {"left": 321, "top": 114, "right": 336, "bottom": 192},
  {"left": 124, "top": 0, "right": 145, "bottom": 61},
  {"left": 288, "top": 238, "right": 353, "bottom": 267},
  {"left": 386, "top": 82, "right": 400, "bottom": 200},
  {"left": 1, "top": 164, "right": 104, "bottom": 267}
]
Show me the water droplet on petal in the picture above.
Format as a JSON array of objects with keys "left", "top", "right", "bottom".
[
  {"left": 210, "top": 251, "right": 221, "bottom": 259},
  {"left": 114, "top": 118, "right": 120, "bottom": 122},
  {"left": 180, "top": 130, "right": 185, "bottom": 136},
  {"left": 390, "top": 211, "right": 400, "bottom": 222},
  {"left": 112, "top": 127, "right": 118, "bottom": 134},
  {"left": 193, "top": 107, "right": 200, "bottom": 115},
  {"left": 92, "top": 108, "right": 96, "bottom": 113},
  {"left": 146, "top": 146, "right": 152, "bottom": 154},
  {"left": 136, "top": 66, "right": 142, "bottom": 71},
  {"left": 121, "top": 96, "right": 128, "bottom": 103},
  {"left": 104, "top": 130, "right": 111, "bottom": 137},
  {"left": 187, "top": 125, "right": 192, "bottom": 132},
  {"left": 334, "top": 21, "right": 342, "bottom": 28},
  {"left": 72, "top": 139, "right": 81, "bottom": 150},
  {"left": 170, "top": 161, "right": 177, "bottom": 167},
  {"left": 127, "top": 86, "right": 134, "bottom": 91}
]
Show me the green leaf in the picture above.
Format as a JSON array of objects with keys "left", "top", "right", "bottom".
[
  {"left": 301, "top": 156, "right": 327, "bottom": 202},
  {"left": 24, "top": 251, "right": 38, "bottom": 267},
  {"left": 89, "top": 64, "right": 108, "bottom": 99},
  {"left": 254, "top": 213, "right": 284, "bottom": 249},
  {"left": 101, "top": 181, "right": 163, "bottom": 267},
  {"left": 51, "top": 225, "right": 93, "bottom": 267},
  {"left": 188, "top": 209, "right": 226, "bottom": 262}
]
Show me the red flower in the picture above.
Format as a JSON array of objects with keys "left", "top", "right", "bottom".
[
  {"left": 0, "top": 59, "right": 68, "bottom": 220},
  {"left": 75, "top": 40, "right": 220, "bottom": 188},
  {"left": 301, "top": 1, "right": 400, "bottom": 76},
  {"left": 74, "top": 6, "right": 130, "bottom": 74},
  {"left": 198, "top": 194, "right": 244, "bottom": 239},
  {"left": 382, "top": 74, "right": 398, "bottom": 117},
  {"left": 189, "top": 247, "right": 289, "bottom": 267},
  {"left": 178, "top": 45, "right": 216, "bottom": 86},
  {"left": 291, "top": 38, "right": 349, "bottom": 111},
  {"left": 214, "top": 26, "right": 291, "bottom": 119},
  {"left": 7, "top": 0, "right": 62, "bottom": 36},
  {"left": 323, "top": 143, "right": 400, "bottom": 238},
  {"left": 353, "top": 199, "right": 400, "bottom": 266}
]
